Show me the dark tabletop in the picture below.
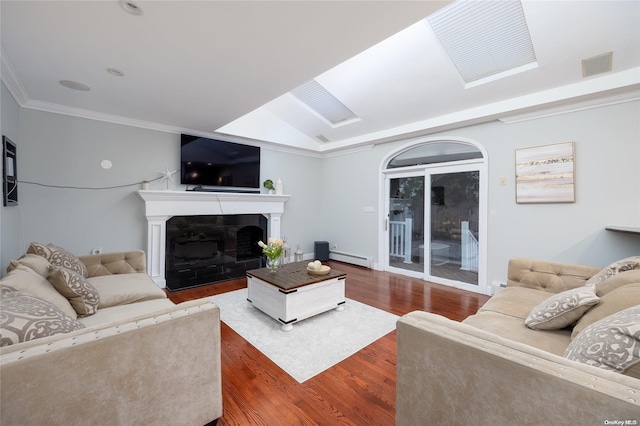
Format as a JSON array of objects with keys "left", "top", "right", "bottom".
[{"left": 246, "top": 261, "right": 346, "bottom": 291}]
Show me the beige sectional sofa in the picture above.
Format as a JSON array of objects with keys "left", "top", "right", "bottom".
[
  {"left": 397, "top": 257, "right": 640, "bottom": 425},
  {"left": 0, "top": 244, "right": 222, "bottom": 425}
]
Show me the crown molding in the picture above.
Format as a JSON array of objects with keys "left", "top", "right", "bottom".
[
  {"left": 499, "top": 89, "right": 640, "bottom": 124},
  {"left": 1, "top": 45, "right": 30, "bottom": 105}
]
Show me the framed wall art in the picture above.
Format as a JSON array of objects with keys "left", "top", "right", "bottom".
[
  {"left": 515, "top": 141, "right": 575, "bottom": 204},
  {"left": 3, "top": 135, "right": 18, "bottom": 206}
]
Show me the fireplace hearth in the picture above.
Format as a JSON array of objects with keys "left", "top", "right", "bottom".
[{"left": 166, "top": 215, "right": 267, "bottom": 291}]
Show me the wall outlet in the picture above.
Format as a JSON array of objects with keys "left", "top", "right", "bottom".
[
  {"left": 91, "top": 248, "right": 102, "bottom": 255},
  {"left": 332, "top": 243, "right": 338, "bottom": 249}
]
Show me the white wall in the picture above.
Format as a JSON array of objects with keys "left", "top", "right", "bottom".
[
  {"left": 1, "top": 82, "right": 22, "bottom": 270},
  {"left": 320, "top": 101, "right": 640, "bottom": 286},
  {"left": 4, "top": 94, "right": 639, "bottom": 286},
  {"left": 10, "top": 108, "right": 323, "bottom": 266}
]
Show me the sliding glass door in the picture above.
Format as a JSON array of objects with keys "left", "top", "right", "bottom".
[
  {"left": 427, "top": 166, "right": 480, "bottom": 288},
  {"left": 384, "top": 162, "right": 485, "bottom": 293}
]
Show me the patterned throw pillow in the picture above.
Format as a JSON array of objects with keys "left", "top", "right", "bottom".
[
  {"left": 48, "top": 267, "right": 100, "bottom": 316},
  {"left": 565, "top": 305, "right": 640, "bottom": 377},
  {"left": 0, "top": 286, "right": 85, "bottom": 347},
  {"left": 28, "top": 242, "right": 89, "bottom": 278},
  {"left": 524, "top": 286, "right": 599, "bottom": 330},
  {"left": 584, "top": 256, "right": 640, "bottom": 289}
]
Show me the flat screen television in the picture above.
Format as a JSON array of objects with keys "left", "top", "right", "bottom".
[{"left": 180, "top": 134, "right": 260, "bottom": 191}]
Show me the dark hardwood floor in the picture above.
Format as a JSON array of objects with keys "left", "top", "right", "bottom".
[{"left": 167, "top": 261, "right": 490, "bottom": 426}]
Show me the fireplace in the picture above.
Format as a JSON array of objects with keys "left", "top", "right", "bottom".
[
  {"left": 166, "top": 215, "right": 267, "bottom": 291},
  {"left": 137, "top": 190, "right": 289, "bottom": 288}
]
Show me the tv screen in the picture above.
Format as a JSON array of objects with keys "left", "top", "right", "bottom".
[{"left": 180, "top": 135, "right": 260, "bottom": 190}]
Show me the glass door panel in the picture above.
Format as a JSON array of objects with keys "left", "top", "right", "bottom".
[
  {"left": 388, "top": 176, "right": 424, "bottom": 274},
  {"left": 429, "top": 170, "right": 479, "bottom": 286}
]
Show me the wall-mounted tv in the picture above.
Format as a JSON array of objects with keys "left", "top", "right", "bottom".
[{"left": 180, "top": 134, "right": 260, "bottom": 191}]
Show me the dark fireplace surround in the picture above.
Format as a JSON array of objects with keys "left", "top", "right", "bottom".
[{"left": 166, "top": 214, "right": 267, "bottom": 291}]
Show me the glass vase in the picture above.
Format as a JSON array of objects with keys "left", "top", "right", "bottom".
[{"left": 266, "top": 256, "right": 281, "bottom": 272}]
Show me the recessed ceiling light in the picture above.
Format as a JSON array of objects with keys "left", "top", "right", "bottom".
[
  {"left": 107, "top": 68, "right": 125, "bottom": 77},
  {"left": 59, "top": 80, "right": 91, "bottom": 91},
  {"left": 120, "top": 0, "right": 143, "bottom": 16}
]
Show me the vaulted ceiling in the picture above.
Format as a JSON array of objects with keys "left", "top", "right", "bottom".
[{"left": 2, "top": 1, "right": 639, "bottom": 154}]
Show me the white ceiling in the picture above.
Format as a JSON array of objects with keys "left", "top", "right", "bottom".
[{"left": 2, "top": 1, "right": 640, "bottom": 155}]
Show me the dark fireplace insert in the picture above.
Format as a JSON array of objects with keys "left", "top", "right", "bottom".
[{"left": 165, "top": 214, "right": 267, "bottom": 291}]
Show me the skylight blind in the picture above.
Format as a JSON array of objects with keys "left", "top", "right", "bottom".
[
  {"left": 291, "top": 79, "right": 358, "bottom": 126},
  {"left": 427, "top": 0, "right": 536, "bottom": 85}
]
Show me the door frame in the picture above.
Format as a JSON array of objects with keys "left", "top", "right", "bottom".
[{"left": 378, "top": 137, "right": 489, "bottom": 295}]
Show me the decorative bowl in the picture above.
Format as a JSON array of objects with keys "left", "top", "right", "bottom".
[{"left": 307, "top": 265, "right": 331, "bottom": 275}]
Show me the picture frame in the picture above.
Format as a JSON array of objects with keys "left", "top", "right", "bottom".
[
  {"left": 3, "top": 135, "right": 18, "bottom": 206},
  {"left": 515, "top": 141, "right": 575, "bottom": 204}
]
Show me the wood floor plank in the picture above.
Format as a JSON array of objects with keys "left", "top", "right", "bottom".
[{"left": 167, "top": 261, "right": 490, "bottom": 425}]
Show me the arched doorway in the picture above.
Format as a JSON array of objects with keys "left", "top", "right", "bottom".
[{"left": 379, "top": 138, "right": 489, "bottom": 294}]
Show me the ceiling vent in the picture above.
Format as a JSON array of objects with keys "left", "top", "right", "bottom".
[
  {"left": 582, "top": 52, "right": 613, "bottom": 78},
  {"left": 291, "top": 79, "right": 359, "bottom": 127},
  {"left": 427, "top": 0, "right": 537, "bottom": 88}
]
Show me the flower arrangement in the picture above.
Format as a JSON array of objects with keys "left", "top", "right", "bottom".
[{"left": 258, "top": 237, "right": 284, "bottom": 271}]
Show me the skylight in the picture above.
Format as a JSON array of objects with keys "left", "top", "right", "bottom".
[
  {"left": 427, "top": 0, "right": 537, "bottom": 88},
  {"left": 290, "top": 79, "right": 359, "bottom": 127}
]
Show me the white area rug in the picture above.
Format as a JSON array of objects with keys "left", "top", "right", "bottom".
[{"left": 211, "top": 289, "right": 399, "bottom": 383}]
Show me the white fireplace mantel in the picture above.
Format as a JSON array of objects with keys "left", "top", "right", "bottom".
[{"left": 137, "top": 190, "right": 290, "bottom": 288}]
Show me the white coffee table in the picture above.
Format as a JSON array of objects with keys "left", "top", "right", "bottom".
[{"left": 246, "top": 262, "right": 346, "bottom": 331}]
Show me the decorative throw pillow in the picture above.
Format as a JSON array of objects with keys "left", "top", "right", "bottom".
[
  {"left": 28, "top": 242, "right": 88, "bottom": 278},
  {"left": 584, "top": 256, "right": 640, "bottom": 290},
  {"left": 1, "top": 286, "right": 85, "bottom": 347},
  {"left": 590, "top": 269, "right": 640, "bottom": 297},
  {"left": 7, "top": 253, "right": 52, "bottom": 277},
  {"left": 565, "top": 305, "right": 640, "bottom": 377},
  {"left": 571, "top": 283, "right": 640, "bottom": 339},
  {"left": 0, "top": 264, "right": 78, "bottom": 319},
  {"left": 524, "top": 286, "right": 599, "bottom": 330},
  {"left": 48, "top": 267, "right": 100, "bottom": 316}
]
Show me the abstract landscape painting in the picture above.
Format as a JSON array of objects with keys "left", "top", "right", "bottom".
[{"left": 515, "top": 142, "right": 575, "bottom": 203}]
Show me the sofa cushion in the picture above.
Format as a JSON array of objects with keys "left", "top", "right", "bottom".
[
  {"left": 88, "top": 273, "right": 167, "bottom": 309},
  {"left": 524, "top": 286, "right": 599, "bottom": 330},
  {"left": 584, "top": 256, "right": 640, "bottom": 291},
  {"left": 80, "top": 251, "right": 146, "bottom": 277},
  {"left": 590, "top": 269, "right": 640, "bottom": 297},
  {"left": 478, "top": 287, "right": 552, "bottom": 319},
  {"left": 571, "top": 283, "right": 640, "bottom": 339},
  {"left": 0, "top": 286, "right": 85, "bottom": 347},
  {"left": 565, "top": 305, "right": 640, "bottom": 378},
  {"left": 507, "top": 258, "right": 600, "bottom": 294},
  {"left": 28, "top": 242, "right": 88, "bottom": 278},
  {"left": 462, "top": 310, "right": 572, "bottom": 356},
  {"left": 0, "top": 264, "right": 77, "bottom": 319},
  {"left": 48, "top": 267, "right": 100, "bottom": 317},
  {"left": 7, "top": 253, "right": 51, "bottom": 277}
]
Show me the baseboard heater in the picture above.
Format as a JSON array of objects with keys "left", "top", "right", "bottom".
[{"left": 329, "top": 250, "right": 372, "bottom": 269}]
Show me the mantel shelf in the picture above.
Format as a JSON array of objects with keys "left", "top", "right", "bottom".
[{"left": 605, "top": 225, "right": 640, "bottom": 235}]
